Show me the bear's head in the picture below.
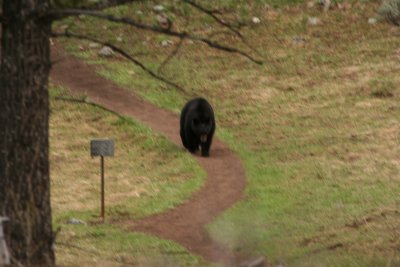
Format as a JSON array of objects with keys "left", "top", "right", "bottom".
[{"left": 191, "top": 115, "right": 213, "bottom": 143}]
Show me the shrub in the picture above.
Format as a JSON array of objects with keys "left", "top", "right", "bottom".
[{"left": 378, "top": 0, "right": 400, "bottom": 26}]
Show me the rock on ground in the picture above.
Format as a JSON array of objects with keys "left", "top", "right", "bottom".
[{"left": 98, "top": 46, "right": 114, "bottom": 57}]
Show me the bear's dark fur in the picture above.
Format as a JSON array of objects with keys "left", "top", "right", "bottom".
[{"left": 180, "top": 98, "right": 215, "bottom": 157}]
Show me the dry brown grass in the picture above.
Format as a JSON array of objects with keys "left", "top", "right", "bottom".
[{"left": 50, "top": 87, "right": 203, "bottom": 217}]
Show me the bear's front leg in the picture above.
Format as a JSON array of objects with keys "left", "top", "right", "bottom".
[
  {"left": 200, "top": 142, "right": 210, "bottom": 157},
  {"left": 186, "top": 134, "right": 199, "bottom": 153}
]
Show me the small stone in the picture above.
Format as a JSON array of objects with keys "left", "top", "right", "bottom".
[
  {"left": 127, "top": 70, "right": 136, "bottom": 75},
  {"left": 308, "top": 17, "right": 320, "bottom": 25},
  {"left": 153, "top": 5, "right": 164, "bottom": 12},
  {"left": 59, "top": 24, "right": 69, "bottom": 31},
  {"left": 67, "top": 218, "right": 86, "bottom": 225},
  {"left": 238, "top": 256, "right": 265, "bottom": 267},
  {"left": 157, "top": 14, "right": 168, "bottom": 23},
  {"left": 156, "top": 13, "right": 170, "bottom": 28},
  {"left": 368, "top": 17, "right": 377, "bottom": 25},
  {"left": 98, "top": 46, "right": 114, "bottom": 57},
  {"left": 355, "top": 101, "right": 372, "bottom": 108},
  {"left": 79, "top": 45, "right": 85, "bottom": 51},
  {"left": 292, "top": 36, "right": 306, "bottom": 45},
  {"left": 89, "top": 42, "right": 101, "bottom": 49},
  {"left": 116, "top": 36, "right": 123, "bottom": 42},
  {"left": 320, "top": 0, "right": 331, "bottom": 12},
  {"left": 136, "top": 10, "right": 143, "bottom": 15},
  {"left": 161, "top": 40, "right": 173, "bottom": 47},
  {"left": 252, "top": 17, "right": 261, "bottom": 24},
  {"left": 307, "top": 1, "right": 315, "bottom": 8}
]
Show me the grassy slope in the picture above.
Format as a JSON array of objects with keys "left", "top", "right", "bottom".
[
  {"left": 49, "top": 86, "right": 207, "bottom": 266},
  {"left": 55, "top": 0, "right": 400, "bottom": 266}
]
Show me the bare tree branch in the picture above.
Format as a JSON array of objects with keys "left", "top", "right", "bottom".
[
  {"left": 181, "top": 0, "right": 262, "bottom": 57},
  {"left": 47, "top": 9, "right": 263, "bottom": 64},
  {"left": 157, "top": 37, "right": 184, "bottom": 74},
  {"left": 52, "top": 96, "right": 126, "bottom": 119},
  {"left": 182, "top": 0, "right": 241, "bottom": 37},
  {"left": 51, "top": 0, "right": 140, "bottom": 11},
  {"left": 48, "top": 0, "right": 140, "bottom": 21},
  {"left": 51, "top": 30, "right": 190, "bottom": 94},
  {"left": 80, "top": 0, "right": 140, "bottom": 11}
]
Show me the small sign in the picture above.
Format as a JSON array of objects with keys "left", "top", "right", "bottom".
[
  {"left": 90, "top": 139, "right": 115, "bottom": 157},
  {"left": 90, "top": 139, "right": 115, "bottom": 221}
]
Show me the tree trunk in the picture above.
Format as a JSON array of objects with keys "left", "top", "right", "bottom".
[{"left": 0, "top": 1, "right": 55, "bottom": 266}]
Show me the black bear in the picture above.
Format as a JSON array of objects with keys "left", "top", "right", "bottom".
[{"left": 180, "top": 98, "right": 215, "bottom": 157}]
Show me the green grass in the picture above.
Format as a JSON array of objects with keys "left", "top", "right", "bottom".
[
  {"left": 55, "top": 223, "right": 204, "bottom": 267},
  {"left": 55, "top": 0, "right": 400, "bottom": 266},
  {"left": 49, "top": 86, "right": 206, "bottom": 266},
  {"left": 209, "top": 129, "right": 400, "bottom": 266}
]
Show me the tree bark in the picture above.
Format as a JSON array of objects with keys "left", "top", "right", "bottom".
[{"left": 0, "top": 0, "right": 55, "bottom": 266}]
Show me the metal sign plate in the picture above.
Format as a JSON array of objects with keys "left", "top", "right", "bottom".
[{"left": 90, "top": 139, "right": 115, "bottom": 157}]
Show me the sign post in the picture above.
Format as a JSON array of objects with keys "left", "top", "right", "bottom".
[
  {"left": 101, "top": 155, "right": 105, "bottom": 219},
  {"left": 90, "top": 139, "right": 115, "bottom": 221}
]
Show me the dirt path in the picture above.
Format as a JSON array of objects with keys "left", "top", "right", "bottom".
[{"left": 50, "top": 45, "right": 247, "bottom": 266}]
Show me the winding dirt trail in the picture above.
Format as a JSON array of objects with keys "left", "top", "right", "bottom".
[{"left": 50, "top": 45, "right": 247, "bottom": 266}]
